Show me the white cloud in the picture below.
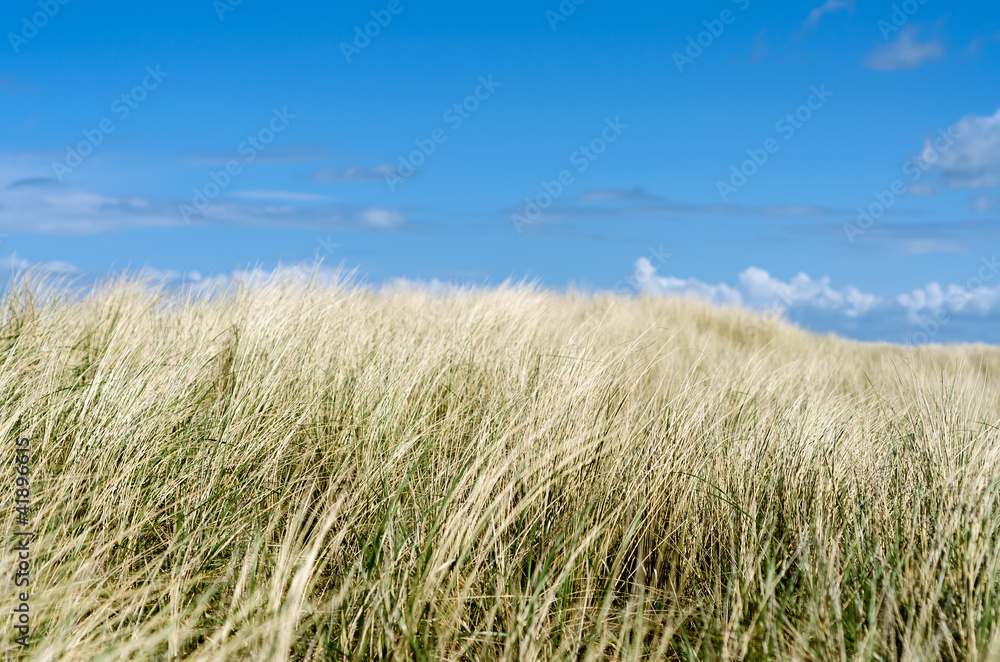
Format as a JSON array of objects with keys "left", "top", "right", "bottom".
[
  {"left": 384, "top": 276, "right": 464, "bottom": 295},
  {"left": 973, "top": 195, "right": 997, "bottom": 211},
  {"left": 803, "top": 0, "right": 854, "bottom": 29},
  {"left": 360, "top": 208, "right": 405, "bottom": 229},
  {"left": 0, "top": 150, "right": 409, "bottom": 234},
  {"left": 930, "top": 108, "right": 1000, "bottom": 189},
  {"left": 897, "top": 239, "right": 968, "bottom": 255},
  {"left": 182, "top": 142, "right": 347, "bottom": 166},
  {"left": 0, "top": 186, "right": 182, "bottom": 234},
  {"left": 302, "top": 165, "right": 398, "bottom": 183},
  {"left": 0, "top": 174, "right": 407, "bottom": 234},
  {"left": 231, "top": 190, "right": 331, "bottom": 202},
  {"left": 630, "top": 256, "right": 1000, "bottom": 327},
  {"left": 0, "top": 252, "right": 79, "bottom": 274},
  {"left": 898, "top": 275, "right": 1000, "bottom": 321},
  {"left": 864, "top": 27, "right": 944, "bottom": 70},
  {"left": 135, "top": 261, "right": 349, "bottom": 296},
  {"left": 0, "top": 157, "right": 184, "bottom": 233},
  {"left": 633, "top": 258, "right": 882, "bottom": 318},
  {"left": 178, "top": 199, "right": 409, "bottom": 232},
  {"left": 632, "top": 257, "right": 742, "bottom": 306},
  {"left": 36, "top": 259, "right": 79, "bottom": 274},
  {"left": 520, "top": 188, "right": 845, "bottom": 225},
  {"left": 0, "top": 254, "right": 30, "bottom": 271},
  {"left": 136, "top": 265, "right": 189, "bottom": 282}
]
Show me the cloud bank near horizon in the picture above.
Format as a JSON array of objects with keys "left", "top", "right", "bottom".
[
  {"left": 630, "top": 256, "right": 1000, "bottom": 344},
  {"left": 8, "top": 254, "right": 997, "bottom": 346}
]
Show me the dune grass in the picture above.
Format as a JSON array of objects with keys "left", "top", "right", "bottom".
[{"left": 2, "top": 269, "right": 1000, "bottom": 660}]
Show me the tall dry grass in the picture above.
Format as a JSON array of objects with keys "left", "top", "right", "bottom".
[{"left": 2, "top": 269, "right": 1000, "bottom": 660}]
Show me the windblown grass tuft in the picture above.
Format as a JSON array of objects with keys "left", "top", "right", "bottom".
[{"left": 3, "top": 269, "right": 1000, "bottom": 660}]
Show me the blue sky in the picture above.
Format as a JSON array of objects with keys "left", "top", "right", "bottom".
[{"left": 2, "top": 0, "right": 1000, "bottom": 343}]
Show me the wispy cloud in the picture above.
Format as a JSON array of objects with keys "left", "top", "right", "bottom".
[
  {"left": 779, "top": 217, "right": 1000, "bottom": 255},
  {"left": 5, "top": 176, "right": 64, "bottom": 190},
  {"left": 359, "top": 208, "right": 405, "bottom": 229},
  {"left": 182, "top": 142, "right": 356, "bottom": 166},
  {"left": 0, "top": 187, "right": 179, "bottom": 234},
  {"left": 231, "top": 190, "right": 331, "bottom": 202},
  {"left": 973, "top": 195, "right": 998, "bottom": 211},
  {"left": 864, "top": 27, "right": 945, "bottom": 70},
  {"left": 896, "top": 239, "right": 968, "bottom": 255},
  {"left": 961, "top": 36, "right": 985, "bottom": 59},
  {"left": 803, "top": 0, "right": 855, "bottom": 30},
  {"left": 575, "top": 188, "right": 664, "bottom": 204},
  {"left": 0, "top": 252, "right": 79, "bottom": 274},
  {"left": 510, "top": 188, "right": 846, "bottom": 225},
  {"left": 299, "top": 164, "right": 399, "bottom": 183},
  {"left": 0, "top": 168, "right": 407, "bottom": 234},
  {"left": 133, "top": 261, "right": 358, "bottom": 296},
  {"left": 190, "top": 200, "right": 407, "bottom": 231}
]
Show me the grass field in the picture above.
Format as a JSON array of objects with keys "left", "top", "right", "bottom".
[{"left": 3, "top": 269, "right": 1000, "bottom": 661}]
